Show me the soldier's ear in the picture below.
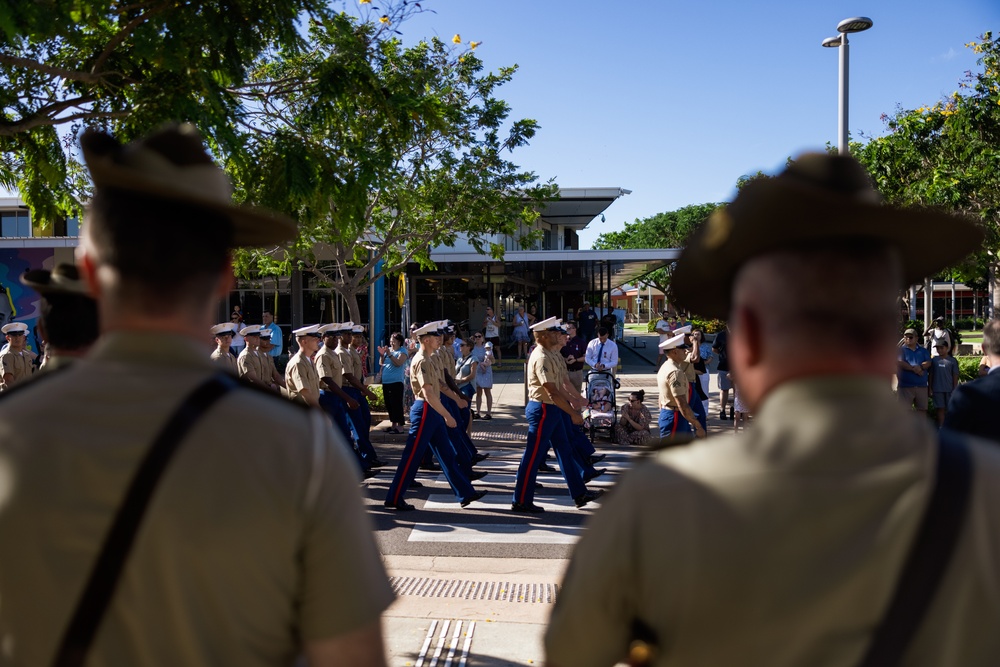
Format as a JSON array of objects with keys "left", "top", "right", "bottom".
[{"left": 731, "top": 305, "right": 763, "bottom": 369}]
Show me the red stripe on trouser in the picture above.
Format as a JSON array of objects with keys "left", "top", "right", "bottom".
[
  {"left": 670, "top": 409, "right": 679, "bottom": 438},
  {"left": 391, "top": 402, "right": 428, "bottom": 505},
  {"left": 519, "top": 404, "right": 547, "bottom": 501}
]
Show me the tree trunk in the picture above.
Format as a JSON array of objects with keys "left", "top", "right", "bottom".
[{"left": 335, "top": 284, "right": 365, "bottom": 326}]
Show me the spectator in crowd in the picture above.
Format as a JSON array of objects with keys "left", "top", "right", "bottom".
[
  {"left": 928, "top": 339, "right": 959, "bottom": 427},
  {"left": 585, "top": 326, "right": 619, "bottom": 376},
  {"left": 654, "top": 310, "right": 673, "bottom": 365},
  {"left": 261, "top": 310, "right": 283, "bottom": 360},
  {"left": 472, "top": 335, "right": 494, "bottom": 419},
  {"left": 945, "top": 318, "right": 1000, "bottom": 440},
  {"left": 561, "top": 321, "right": 587, "bottom": 393},
  {"left": 513, "top": 305, "right": 531, "bottom": 359},
  {"left": 924, "top": 316, "right": 951, "bottom": 357},
  {"left": 577, "top": 301, "right": 598, "bottom": 342},
  {"left": 712, "top": 323, "right": 732, "bottom": 420},
  {"left": 378, "top": 332, "right": 409, "bottom": 434},
  {"left": 613, "top": 389, "right": 651, "bottom": 446},
  {"left": 483, "top": 305, "right": 502, "bottom": 367},
  {"left": 689, "top": 329, "right": 713, "bottom": 418},
  {"left": 898, "top": 326, "right": 932, "bottom": 415}
]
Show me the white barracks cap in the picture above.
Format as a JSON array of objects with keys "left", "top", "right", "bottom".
[
  {"left": 530, "top": 316, "right": 560, "bottom": 332},
  {"left": 239, "top": 325, "right": 262, "bottom": 337},
  {"left": 210, "top": 323, "right": 236, "bottom": 336},
  {"left": 413, "top": 321, "right": 443, "bottom": 336},
  {"left": 293, "top": 324, "right": 322, "bottom": 337},
  {"left": 658, "top": 332, "right": 691, "bottom": 351}
]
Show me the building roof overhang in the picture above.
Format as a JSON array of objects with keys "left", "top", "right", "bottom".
[
  {"left": 539, "top": 187, "right": 631, "bottom": 229},
  {"left": 423, "top": 248, "right": 678, "bottom": 289}
]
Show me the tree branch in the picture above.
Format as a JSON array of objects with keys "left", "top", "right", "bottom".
[
  {"left": 0, "top": 53, "right": 100, "bottom": 83},
  {"left": 91, "top": 1, "right": 174, "bottom": 75}
]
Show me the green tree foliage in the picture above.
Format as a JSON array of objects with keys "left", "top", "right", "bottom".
[
  {"left": 228, "top": 10, "right": 555, "bottom": 324},
  {"left": 854, "top": 32, "right": 1000, "bottom": 305},
  {"left": 0, "top": 0, "right": 330, "bottom": 224},
  {"left": 592, "top": 202, "right": 721, "bottom": 302}
]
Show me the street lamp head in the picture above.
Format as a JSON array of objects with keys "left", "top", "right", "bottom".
[
  {"left": 837, "top": 17, "right": 873, "bottom": 34},
  {"left": 821, "top": 36, "right": 842, "bottom": 48}
]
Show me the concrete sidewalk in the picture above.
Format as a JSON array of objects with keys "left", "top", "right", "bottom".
[{"left": 371, "top": 351, "right": 734, "bottom": 666}]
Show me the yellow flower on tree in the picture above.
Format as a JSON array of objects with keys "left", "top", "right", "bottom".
[
  {"left": 380, "top": 15, "right": 389, "bottom": 23},
  {"left": 359, "top": 0, "right": 371, "bottom": 3},
  {"left": 470, "top": 41, "right": 481, "bottom": 50},
  {"left": 453, "top": 34, "right": 462, "bottom": 44}
]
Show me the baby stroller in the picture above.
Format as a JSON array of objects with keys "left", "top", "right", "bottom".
[{"left": 583, "top": 370, "right": 619, "bottom": 443}]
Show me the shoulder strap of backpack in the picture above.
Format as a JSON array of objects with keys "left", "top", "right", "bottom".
[
  {"left": 52, "top": 373, "right": 237, "bottom": 667},
  {"left": 857, "top": 428, "right": 972, "bottom": 667}
]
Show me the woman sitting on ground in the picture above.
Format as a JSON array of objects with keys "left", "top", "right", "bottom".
[{"left": 614, "top": 389, "right": 651, "bottom": 446}]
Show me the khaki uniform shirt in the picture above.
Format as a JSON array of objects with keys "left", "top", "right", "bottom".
[
  {"left": 546, "top": 377, "right": 1000, "bottom": 667},
  {"left": 285, "top": 350, "right": 319, "bottom": 405},
  {"left": 657, "top": 358, "right": 687, "bottom": 410},
  {"left": 237, "top": 347, "right": 265, "bottom": 386},
  {"left": 0, "top": 332, "right": 393, "bottom": 667},
  {"left": 409, "top": 348, "right": 440, "bottom": 401},
  {"left": 261, "top": 353, "right": 279, "bottom": 385},
  {"left": 0, "top": 349, "right": 34, "bottom": 390},
  {"left": 526, "top": 345, "right": 560, "bottom": 404},
  {"left": 348, "top": 347, "right": 365, "bottom": 380},
  {"left": 334, "top": 345, "right": 357, "bottom": 387},
  {"left": 315, "top": 346, "right": 343, "bottom": 389},
  {"left": 210, "top": 347, "right": 238, "bottom": 375}
]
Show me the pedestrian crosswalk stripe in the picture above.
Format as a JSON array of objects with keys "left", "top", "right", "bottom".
[
  {"left": 409, "top": 523, "right": 583, "bottom": 544},
  {"left": 429, "top": 473, "right": 616, "bottom": 487},
  {"left": 422, "top": 493, "right": 595, "bottom": 511}
]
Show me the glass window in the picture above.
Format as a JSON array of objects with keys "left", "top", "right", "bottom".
[
  {"left": 67, "top": 217, "right": 80, "bottom": 236},
  {"left": 16, "top": 213, "right": 30, "bottom": 237},
  {"left": 1, "top": 213, "right": 16, "bottom": 237}
]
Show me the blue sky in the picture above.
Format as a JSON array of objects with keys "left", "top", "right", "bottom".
[{"left": 398, "top": 0, "right": 999, "bottom": 248}]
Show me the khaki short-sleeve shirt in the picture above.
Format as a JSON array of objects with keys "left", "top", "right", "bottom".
[
  {"left": 527, "top": 345, "right": 559, "bottom": 404},
  {"left": 210, "top": 348, "right": 238, "bottom": 375},
  {"left": 315, "top": 347, "right": 343, "bottom": 389},
  {"left": 657, "top": 358, "right": 687, "bottom": 409},
  {"left": 0, "top": 332, "right": 394, "bottom": 667},
  {"left": 409, "top": 348, "right": 439, "bottom": 399},
  {"left": 334, "top": 346, "right": 356, "bottom": 384},
  {"left": 237, "top": 347, "right": 265, "bottom": 386},
  {"left": 285, "top": 351, "right": 319, "bottom": 405},
  {"left": 1, "top": 350, "right": 33, "bottom": 390},
  {"left": 546, "top": 377, "right": 1000, "bottom": 667}
]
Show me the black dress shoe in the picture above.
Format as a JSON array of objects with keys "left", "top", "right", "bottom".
[
  {"left": 583, "top": 468, "right": 606, "bottom": 483},
  {"left": 482, "top": 414, "right": 492, "bottom": 420},
  {"left": 472, "top": 452, "right": 490, "bottom": 463},
  {"left": 538, "top": 463, "right": 557, "bottom": 473},
  {"left": 511, "top": 501, "right": 545, "bottom": 513},
  {"left": 368, "top": 459, "right": 386, "bottom": 468},
  {"left": 362, "top": 468, "right": 379, "bottom": 479},
  {"left": 719, "top": 409, "right": 726, "bottom": 420},
  {"left": 383, "top": 500, "right": 416, "bottom": 511},
  {"left": 409, "top": 480, "right": 423, "bottom": 489},
  {"left": 574, "top": 489, "right": 605, "bottom": 508},
  {"left": 534, "top": 482, "right": 545, "bottom": 489},
  {"left": 419, "top": 463, "right": 442, "bottom": 471},
  {"left": 461, "top": 489, "right": 488, "bottom": 507},
  {"left": 469, "top": 470, "right": 488, "bottom": 481},
  {"left": 589, "top": 453, "right": 607, "bottom": 464}
]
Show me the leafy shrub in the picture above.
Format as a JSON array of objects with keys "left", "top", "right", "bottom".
[
  {"left": 954, "top": 317, "right": 986, "bottom": 331},
  {"left": 646, "top": 319, "right": 659, "bottom": 333},
  {"left": 956, "top": 356, "right": 983, "bottom": 383},
  {"left": 367, "top": 383, "right": 386, "bottom": 411},
  {"left": 689, "top": 318, "right": 726, "bottom": 334}
]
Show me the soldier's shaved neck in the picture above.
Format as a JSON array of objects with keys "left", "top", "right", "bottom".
[{"left": 729, "top": 242, "right": 902, "bottom": 411}]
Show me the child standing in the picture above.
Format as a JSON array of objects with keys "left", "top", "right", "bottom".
[
  {"left": 730, "top": 371, "right": 749, "bottom": 433},
  {"left": 929, "top": 340, "right": 959, "bottom": 427}
]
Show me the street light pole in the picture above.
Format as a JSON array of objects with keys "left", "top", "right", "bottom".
[{"left": 822, "top": 17, "right": 873, "bottom": 156}]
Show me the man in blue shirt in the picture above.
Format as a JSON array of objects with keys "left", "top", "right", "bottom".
[
  {"left": 897, "top": 327, "right": 931, "bottom": 415},
  {"left": 261, "top": 310, "right": 282, "bottom": 359}
]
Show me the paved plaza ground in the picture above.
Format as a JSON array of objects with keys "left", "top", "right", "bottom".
[{"left": 358, "top": 331, "right": 736, "bottom": 665}]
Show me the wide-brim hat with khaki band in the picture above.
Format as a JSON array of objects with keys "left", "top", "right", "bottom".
[
  {"left": 672, "top": 152, "right": 985, "bottom": 319},
  {"left": 20, "top": 264, "right": 92, "bottom": 297},
  {"left": 81, "top": 124, "right": 297, "bottom": 247}
]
